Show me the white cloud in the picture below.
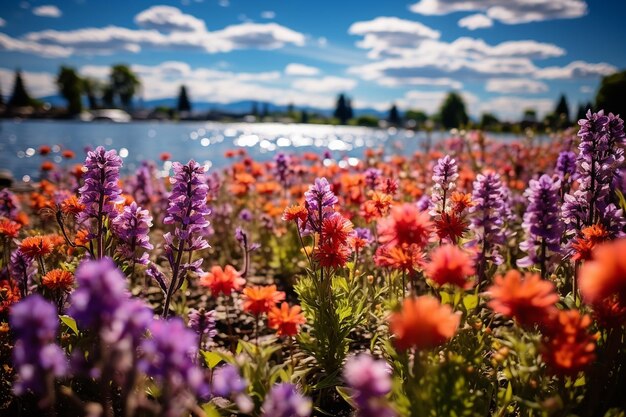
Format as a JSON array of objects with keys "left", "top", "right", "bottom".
[
  {"left": 0, "top": 32, "right": 71, "bottom": 57},
  {"left": 458, "top": 14, "right": 493, "bottom": 30},
  {"left": 395, "top": 90, "right": 478, "bottom": 114},
  {"left": 0, "top": 18, "right": 6, "bottom": 27},
  {"left": 485, "top": 78, "right": 549, "bottom": 94},
  {"left": 292, "top": 76, "right": 357, "bottom": 93},
  {"left": 410, "top": 0, "right": 587, "bottom": 24},
  {"left": 378, "top": 76, "right": 462, "bottom": 89},
  {"left": 348, "top": 17, "right": 440, "bottom": 59},
  {"left": 135, "top": 5, "right": 206, "bottom": 33},
  {"left": 477, "top": 96, "right": 554, "bottom": 120},
  {"left": 261, "top": 11, "right": 276, "bottom": 19},
  {"left": 32, "top": 5, "right": 62, "bottom": 18},
  {"left": 11, "top": 6, "right": 305, "bottom": 57},
  {"left": 535, "top": 60, "right": 617, "bottom": 79},
  {"left": 284, "top": 63, "right": 320, "bottom": 76},
  {"left": 0, "top": 67, "right": 57, "bottom": 97}
]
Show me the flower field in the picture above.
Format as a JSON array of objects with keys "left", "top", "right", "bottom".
[{"left": 1, "top": 110, "right": 626, "bottom": 417}]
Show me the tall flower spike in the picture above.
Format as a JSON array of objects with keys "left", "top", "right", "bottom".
[
  {"left": 274, "top": 152, "right": 294, "bottom": 190},
  {"left": 77, "top": 146, "right": 124, "bottom": 258},
  {"left": 10, "top": 295, "right": 67, "bottom": 398},
  {"left": 0, "top": 188, "right": 21, "bottom": 220},
  {"left": 343, "top": 354, "right": 396, "bottom": 417},
  {"left": 112, "top": 201, "right": 154, "bottom": 265},
  {"left": 517, "top": 175, "right": 563, "bottom": 277},
  {"left": 162, "top": 160, "right": 211, "bottom": 317},
  {"left": 303, "top": 177, "right": 338, "bottom": 234},
  {"left": 469, "top": 172, "right": 507, "bottom": 282},
  {"left": 261, "top": 383, "right": 312, "bottom": 417},
  {"left": 430, "top": 155, "right": 459, "bottom": 216}
]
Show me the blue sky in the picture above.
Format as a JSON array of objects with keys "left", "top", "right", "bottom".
[{"left": 0, "top": 0, "right": 624, "bottom": 119}]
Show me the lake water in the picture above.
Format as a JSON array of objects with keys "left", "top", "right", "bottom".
[{"left": 0, "top": 120, "right": 526, "bottom": 182}]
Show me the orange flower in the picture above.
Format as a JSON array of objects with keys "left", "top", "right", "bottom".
[
  {"left": 360, "top": 191, "right": 392, "bottom": 222},
  {"left": 424, "top": 244, "right": 475, "bottom": 289},
  {"left": 62, "top": 149, "right": 75, "bottom": 159},
  {"left": 578, "top": 239, "right": 626, "bottom": 305},
  {"left": 242, "top": 285, "right": 285, "bottom": 315},
  {"left": 377, "top": 203, "right": 432, "bottom": 249},
  {"left": 0, "top": 218, "right": 21, "bottom": 239},
  {"left": 450, "top": 192, "right": 474, "bottom": 213},
  {"left": 572, "top": 224, "right": 608, "bottom": 261},
  {"left": 42, "top": 269, "right": 74, "bottom": 292},
  {"left": 199, "top": 265, "right": 245, "bottom": 296},
  {"left": 390, "top": 296, "right": 460, "bottom": 351},
  {"left": 268, "top": 302, "right": 306, "bottom": 337},
  {"left": 0, "top": 280, "right": 20, "bottom": 313},
  {"left": 61, "top": 195, "right": 86, "bottom": 216},
  {"left": 374, "top": 244, "right": 424, "bottom": 273},
  {"left": 41, "top": 161, "right": 55, "bottom": 172},
  {"left": 20, "top": 235, "right": 53, "bottom": 258},
  {"left": 542, "top": 310, "right": 596, "bottom": 376},
  {"left": 160, "top": 152, "right": 171, "bottom": 161},
  {"left": 487, "top": 270, "right": 558, "bottom": 328},
  {"left": 39, "top": 145, "right": 51, "bottom": 155},
  {"left": 282, "top": 204, "right": 308, "bottom": 224}
]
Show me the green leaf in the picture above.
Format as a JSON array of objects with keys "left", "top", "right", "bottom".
[
  {"left": 504, "top": 381, "right": 513, "bottom": 403},
  {"left": 60, "top": 315, "right": 79, "bottom": 335},
  {"left": 463, "top": 294, "right": 478, "bottom": 310},
  {"left": 335, "top": 386, "right": 357, "bottom": 408},
  {"left": 201, "top": 351, "right": 223, "bottom": 369}
]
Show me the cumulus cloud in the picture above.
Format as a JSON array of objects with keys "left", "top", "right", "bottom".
[
  {"left": 0, "top": 32, "right": 71, "bottom": 57},
  {"left": 284, "top": 63, "right": 320, "bottom": 76},
  {"left": 0, "top": 67, "right": 57, "bottom": 97},
  {"left": 410, "top": 0, "right": 587, "bottom": 24},
  {"left": 535, "top": 60, "right": 617, "bottom": 79},
  {"left": 485, "top": 78, "right": 549, "bottom": 94},
  {"left": 458, "top": 14, "right": 493, "bottom": 30},
  {"left": 292, "top": 76, "right": 357, "bottom": 93},
  {"left": 477, "top": 96, "right": 554, "bottom": 120},
  {"left": 135, "top": 5, "right": 206, "bottom": 33},
  {"left": 348, "top": 17, "right": 440, "bottom": 59},
  {"left": 32, "top": 5, "right": 62, "bottom": 18},
  {"left": 10, "top": 6, "right": 304, "bottom": 57}
]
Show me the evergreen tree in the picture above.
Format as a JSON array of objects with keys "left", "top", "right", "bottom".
[
  {"left": 177, "top": 85, "right": 192, "bottom": 113},
  {"left": 439, "top": 92, "right": 468, "bottom": 129},
  {"left": 57, "top": 66, "right": 83, "bottom": 115},
  {"left": 250, "top": 101, "right": 258, "bottom": 116},
  {"left": 261, "top": 102, "right": 269, "bottom": 119},
  {"left": 102, "top": 85, "right": 115, "bottom": 108},
  {"left": 554, "top": 94, "right": 570, "bottom": 126},
  {"left": 596, "top": 70, "right": 626, "bottom": 118},
  {"left": 8, "top": 70, "right": 33, "bottom": 108},
  {"left": 301, "top": 109, "right": 309, "bottom": 124},
  {"left": 83, "top": 77, "right": 101, "bottom": 109},
  {"left": 388, "top": 104, "right": 401, "bottom": 126},
  {"left": 334, "top": 94, "right": 352, "bottom": 124}
]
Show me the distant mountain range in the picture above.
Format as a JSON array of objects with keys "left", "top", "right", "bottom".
[{"left": 39, "top": 95, "right": 388, "bottom": 118}]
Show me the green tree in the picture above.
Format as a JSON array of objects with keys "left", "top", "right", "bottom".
[
  {"left": 56, "top": 66, "right": 83, "bottom": 115},
  {"left": 334, "top": 94, "right": 352, "bottom": 124},
  {"left": 177, "top": 85, "right": 191, "bottom": 113},
  {"left": 523, "top": 108, "right": 537, "bottom": 123},
  {"left": 355, "top": 115, "right": 379, "bottom": 127},
  {"left": 300, "top": 109, "right": 309, "bottom": 124},
  {"left": 8, "top": 70, "right": 33, "bottom": 108},
  {"left": 596, "top": 70, "right": 626, "bottom": 117},
  {"left": 388, "top": 103, "right": 401, "bottom": 126},
  {"left": 439, "top": 92, "right": 468, "bottom": 129},
  {"left": 554, "top": 94, "right": 570, "bottom": 126},
  {"left": 250, "top": 101, "right": 258, "bottom": 116},
  {"left": 102, "top": 85, "right": 115, "bottom": 108},
  {"left": 261, "top": 102, "right": 269, "bottom": 119},
  {"left": 480, "top": 113, "right": 499, "bottom": 130},
  {"left": 405, "top": 109, "right": 428, "bottom": 129},
  {"left": 82, "top": 77, "right": 103, "bottom": 109},
  {"left": 110, "top": 64, "right": 140, "bottom": 109}
]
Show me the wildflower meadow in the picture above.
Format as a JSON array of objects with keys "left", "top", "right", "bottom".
[{"left": 1, "top": 110, "right": 626, "bottom": 417}]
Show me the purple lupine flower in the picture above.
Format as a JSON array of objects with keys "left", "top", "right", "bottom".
[
  {"left": 416, "top": 194, "right": 432, "bottom": 212},
  {"left": 162, "top": 160, "right": 211, "bottom": 317},
  {"left": 9, "top": 249, "right": 35, "bottom": 297},
  {"left": 77, "top": 146, "right": 124, "bottom": 225},
  {"left": 0, "top": 188, "right": 20, "bottom": 220},
  {"left": 354, "top": 227, "right": 373, "bottom": 244},
  {"left": 303, "top": 177, "right": 337, "bottom": 234},
  {"left": 261, "top": 383, "right": 312, "bottom": 417},
  {"left": 206, "top": 171, "right": 221, "bottom": 201},
  {"left": 469, "top": 172, "right": 507, "bottom": 280},
  {"left": 364, "top": 168, "right": 382, "bottom": 189},
  {"left": 274, "top": 152, "right": 294, "bottom": 189},
  {"left": 517, "top": 175, "right": 563, "bottom": 277},
  {"left": 343, "top": 354, "right": 395, "bottom": 417},
  {"left": 430, "top": 155, "right": 459, "bottom": 215},
  {"left": 112, "top": 202, "right": 154, "bottom": 265},
  {"left": 188, "top": 308, "right": 217, "bottom": 348},
  {"left": 555, "top": 151, "right": 577, "bottom": 179},
  {"left": 239, "top": 209, "right": 253, "bottom": 222},
  {"left": 131, "top": 161, "right": 155, "bottom": 207},
  {"left": 140, "top": 318, "right": 210, "bottom": 416},
  {"left": 68, "top": 257, "right": 129, "bottom": 330},
  {"left": 10, "top": 295, "right": 67, "bottom": 396},
  {"left": 562, "top": 111, "right": 626, "bottom": 236},
  {"left": 212, "top": 364, "right": 254, "bottom": 413}
]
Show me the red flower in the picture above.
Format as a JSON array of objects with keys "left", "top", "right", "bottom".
[
  {"left": 200, "top": 265, "right": 245, "bottom": 297},
  {"left": 377, "top": 203, "right": 432, "bottom": 249},
  {"left": 62, "top": 149, "right": 75, "bottom": 159},
  {"left": 0, "top": 280, "right": 20, "bottom": 313},
  {"left": 42, "top": 269, "right": 75, "bottom": 292},
  {"left": 0, "top": 218, "right": 21, "bottom": 239},
  {"left": 542, "top": 310, "right": 596, "bottom": 376},
  {"left": 434, "top": 212, "right": 468, "bottom": 243},
  {"left": 487, "top": 270, "right": 558, "bottom": 328},
  {"left": 20, "top": 235, "right": 54, "bottom": 258},
  {"left": 160, "top": 152, "right": 171, "bottom": 161},
  {"left": 321, "top": 213, "right": 353, "bottom": 245},
  {"left": 61, "top": 195, "right": 86, "bottom": 216},
  {"left": 374, "top": 244, "right": 424, "bottom": 273},
  {"left": 242, "top": 285, "right": 285, "bottom": 315},
  {"left": 268, "top": 302, "right": 306, "bottom": 337},
  {"left": 424, "top": 244, "right": 475, "bottom": 289},
  {"left": 578, "top": 239, "right": 626, "bottom": 306},
  {"left": 572, "top": 224, "right": 608, "bottom": 262},
  {"left": 390, "top": 296, "right": 460, "bottom": 351},
  {"left": 39, "top": 145, "right": 51, "bottom": 155}
]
